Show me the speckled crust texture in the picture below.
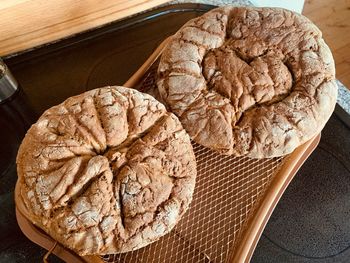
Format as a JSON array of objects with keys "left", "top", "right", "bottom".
[
  {"left": 16, "top": 86, "right": 196, "bottom": 255},
  {"left": 157, "top": 6, "right": 337, "bottom": 158}
]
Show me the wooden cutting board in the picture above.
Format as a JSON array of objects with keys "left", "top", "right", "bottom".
[{"left": 0, "top": 0, "right": 170, "bottom": 57}]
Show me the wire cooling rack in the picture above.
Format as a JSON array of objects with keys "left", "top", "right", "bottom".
[
  {"left": 15, "top": 39, "right": 319, "bottom": 263},
  {"left": 101, "top": 59, "right": 285, "bottom": 263}
]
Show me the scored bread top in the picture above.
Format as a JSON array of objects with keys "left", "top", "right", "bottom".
[
  {"left": 16, "top": 86, "right": 196, "bottom": 255},
  {"left": 157, "top": 6, "right": 337, "bottom": 157}
]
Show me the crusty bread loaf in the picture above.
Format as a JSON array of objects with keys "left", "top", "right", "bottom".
[
  {"left": 157, "top": 6, "right": 337, "bottom": 157},
  {"left": 16, "top": 86, "right": 196, "bottom": 255}
]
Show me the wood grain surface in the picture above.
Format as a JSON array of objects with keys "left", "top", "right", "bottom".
[
  {"left": 1, "top": 0, "right": 348, "bottom": 91},
  {"left": 303, "top": 0, "right": 350, "bottom": 90},
  {"left": 0, "top": 0, "right": 170, "bottom": 56}
]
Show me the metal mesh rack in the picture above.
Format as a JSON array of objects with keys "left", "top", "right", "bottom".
[
  {"left": 102, "top": 57, "right": 285, "bottom": 263},
  {"left": 15, "top": 38, "right": 319, "bottom": 263}
]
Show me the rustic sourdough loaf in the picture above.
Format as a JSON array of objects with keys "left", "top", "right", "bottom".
[
  {"left": 16, "top": 86, "right": 196, "bottom": 255},
  {"left": 157, "top": 6, "right": 337, "bottom": 157}
]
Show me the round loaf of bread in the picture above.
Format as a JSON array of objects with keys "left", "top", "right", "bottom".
[
  {"left": 16, "top": 86, "right": 196, "bottom": 255},
  {"left": 157, "top": 6, "right": 337, "bottom": 157}
]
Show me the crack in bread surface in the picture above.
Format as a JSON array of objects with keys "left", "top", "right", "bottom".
[
  {"left": 16, "top": 86, "right": 196, "bottom": 255},
  {"left": 202, "top": 45, "right": 293, "bottom": 124},
  {"left": 157, "top": 6, "right": 337, "bottom": 157}
]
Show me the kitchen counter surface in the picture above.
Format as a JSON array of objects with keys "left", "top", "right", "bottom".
[{"left": 0, "top": 1, "right": 349, "bottom": 263}]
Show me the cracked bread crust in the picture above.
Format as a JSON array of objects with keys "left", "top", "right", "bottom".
[
  {"left": 157, "top": 6, "right": 337, "bottom": 157},
  {"left": 16, "top": 86, "right": 196, "bottom": 255}
]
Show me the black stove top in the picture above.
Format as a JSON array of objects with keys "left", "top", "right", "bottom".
[{"left": 0, "top": 3, "right": 349, "bottom": 263}]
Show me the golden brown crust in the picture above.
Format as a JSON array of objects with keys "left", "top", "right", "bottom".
[
  {"left": 157, "top": 6, "right": 337, "bottom": 157},
  {"left": 16, "top": 86, "right": 196, "bottom": 255}
]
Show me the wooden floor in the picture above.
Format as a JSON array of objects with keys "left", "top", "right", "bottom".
[{"left": 303, "top": 0, "right": 350, "bottom": 89}]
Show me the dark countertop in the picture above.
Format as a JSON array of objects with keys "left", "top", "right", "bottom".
[{"left": 1, "top": 3, "right": 349, "bottom": 263}]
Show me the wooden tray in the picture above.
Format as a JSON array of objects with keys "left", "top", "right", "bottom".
[{"left": 15, "top": 38, "right": 320, "bottom": 263}]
